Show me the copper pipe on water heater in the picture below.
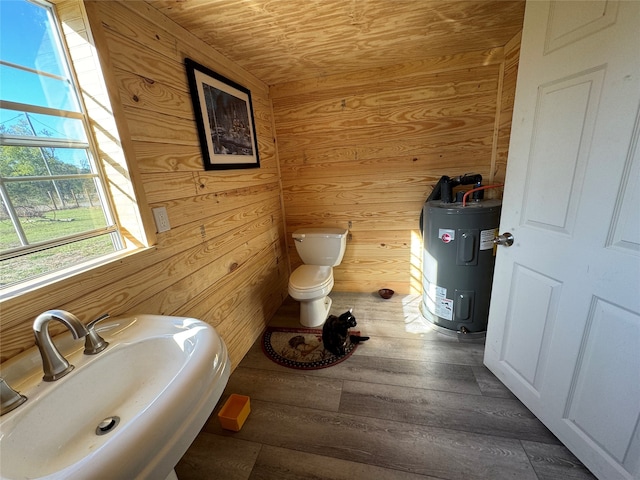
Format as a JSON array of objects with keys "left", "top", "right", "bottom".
[{"left": 462, "top": 184, "right": 504, "bottom": 207}]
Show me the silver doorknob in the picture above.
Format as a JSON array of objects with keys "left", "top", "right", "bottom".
[{"left": 493, "top": 232, "right": 514, "bottom": 247}]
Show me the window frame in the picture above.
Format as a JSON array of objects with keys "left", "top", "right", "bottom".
[{"left": 0, "top": 0, "right": 153, "bottom": 295}]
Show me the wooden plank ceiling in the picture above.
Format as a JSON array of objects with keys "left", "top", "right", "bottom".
[{"left": 148, "top": 0, "right": 526, "bottom": 85}]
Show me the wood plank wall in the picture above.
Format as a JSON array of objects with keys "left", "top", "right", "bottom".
[
  {"left": 273, "top": 35, "right": 521, "bottom": 295},
  {"left": 0, "top": 0, "right": 289, "bottom": 369},
  {"left": 495, "top": 32, "right": 522, "bottom": 183},
  {"left": 0, "top": 0, "right": 521, "bottom": 365}
]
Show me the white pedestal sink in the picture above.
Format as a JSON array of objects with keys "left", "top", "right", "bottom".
[{"left": 0, "top": 314, "right": 230, "bottom": 480}]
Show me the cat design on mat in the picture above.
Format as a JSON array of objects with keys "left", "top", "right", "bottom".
[{"left": 322, "top": 309, "right": 369, "bottom": 356}]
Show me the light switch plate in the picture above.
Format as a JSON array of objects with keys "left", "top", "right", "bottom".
[{"left": 152, "top": 206, "right": 171, "bottom": 233}]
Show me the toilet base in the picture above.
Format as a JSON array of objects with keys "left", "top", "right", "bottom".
[{"left": 300, "top": 296, "right": 332, "bottom": 327}]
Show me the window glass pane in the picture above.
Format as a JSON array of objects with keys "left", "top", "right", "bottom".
[
  {"left": 0, "top": 64, "right": 80, "bottom": 112},
  {"left": 0, "top": 110, "right": 87, "bottom": 143},
  {"left": 5, "top": 180, "right": 109, "bottom": 243},
  {"left": 0, "top": 199, "right": 22, "bottom": 249},
  {"left": 0, "top": 234, "right": 118, "bottom": 287},
  {"left": 0, "top": 0, "right": 67, "bottom": 77},
  {"left": 1, "top": 145, "right": 92, "bottom": 177},
  {"left": 45, "top": 148, "right": 92, "bottom": 175},
  {"left": 0, "top": 0, "right": 124, "bottom": 286}
]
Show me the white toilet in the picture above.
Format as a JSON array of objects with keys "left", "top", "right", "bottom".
[{"left": 288, "top": 227, "right": 348, "bottom": 327}]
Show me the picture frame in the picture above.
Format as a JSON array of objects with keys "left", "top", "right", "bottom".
[{"left": 185, "top": 58, "right": 260, "bottom": 170}]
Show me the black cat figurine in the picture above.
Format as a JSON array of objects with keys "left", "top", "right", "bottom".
[{"left": 322, "top": 309, "right": 369, "bottom": 356}]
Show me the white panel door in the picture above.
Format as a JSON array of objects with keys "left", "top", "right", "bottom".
[{"left": 484, "top": 1, "right": 640, "bottom": 479}]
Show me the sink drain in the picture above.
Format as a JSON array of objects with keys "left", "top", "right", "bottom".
[{"left": 96, "top": 416, "right": 120, "bottom": 435}]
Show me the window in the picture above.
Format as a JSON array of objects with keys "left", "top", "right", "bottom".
[{"left": 0, "top": 0, "right": 124, "bottom": 287}]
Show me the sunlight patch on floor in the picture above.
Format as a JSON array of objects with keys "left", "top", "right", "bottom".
[{"left": 401, "top": 291, "right": 432, "bottom": 335}]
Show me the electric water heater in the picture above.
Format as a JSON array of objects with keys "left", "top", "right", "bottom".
[{"left": 420, "top": 174, "right": 502, "bottom": 336}]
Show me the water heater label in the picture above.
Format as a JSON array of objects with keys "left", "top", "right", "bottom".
[
  {"left": 434, "top": 286, "right": 453, "bottom": 320},
  {"left": 480, "top": 228, "right": 498, "bottom": 250},
  {"left": 438, "top": 229, "right": 455, "bottom": 243}
]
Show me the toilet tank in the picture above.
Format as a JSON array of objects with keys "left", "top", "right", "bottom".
[{"left": 292, "top": 228, "right": 348, "bottom": 266}]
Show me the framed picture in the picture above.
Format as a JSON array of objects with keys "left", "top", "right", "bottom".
[{"left": 185, "top": 58, "right": 260, "bottom": 170}]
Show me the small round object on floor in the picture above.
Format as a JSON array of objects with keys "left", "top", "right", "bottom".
[{"left": 378, "top": 288, "right": 394, "bottom": 299}]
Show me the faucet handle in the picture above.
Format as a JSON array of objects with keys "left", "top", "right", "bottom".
[
  {"left": 1, "top": 378, "right": 27, "bottom": 416},
  {"left": 84, "top": 313, "right": 110, "bottom": 355}
]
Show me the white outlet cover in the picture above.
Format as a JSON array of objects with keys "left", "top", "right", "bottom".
[{"left": 152, "top": 207, "right": 171, "bottom": 233}]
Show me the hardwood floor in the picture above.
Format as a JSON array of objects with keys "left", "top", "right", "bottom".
[{"left": 176, "top": 292, "right": 596, "bottom": 480}]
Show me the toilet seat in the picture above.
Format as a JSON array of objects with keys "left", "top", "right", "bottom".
[
  {"left": 288, "top": 265, "right": 334, "bottom": 326},
  {"left": 289, "top": 265, "right": 333, "bottom": 299}
]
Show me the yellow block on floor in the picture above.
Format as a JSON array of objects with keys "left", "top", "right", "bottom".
[{"left": 218, "top": 394, "right": 251, "bottom": 431}]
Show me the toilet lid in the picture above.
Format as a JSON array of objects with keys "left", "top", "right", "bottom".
[{"left": 290, "top": 265, "right": 332, "bottom": 291}]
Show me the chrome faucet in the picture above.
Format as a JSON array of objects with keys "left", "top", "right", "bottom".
[
  {"left": 1, "top": 377, "right": 27, "bottom": 415},
  {"left": 33, "top": 310, "right": 89, "bottom": 381}
]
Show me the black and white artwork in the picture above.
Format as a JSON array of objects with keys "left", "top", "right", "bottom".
[{"left": 185, "top": 58, "right": 260, "bottom": 170}]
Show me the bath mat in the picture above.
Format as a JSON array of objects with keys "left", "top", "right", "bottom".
[{"left": 262, "top": 327, "right": 360, "bottom": 370}]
